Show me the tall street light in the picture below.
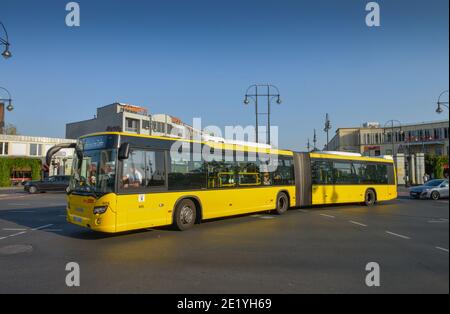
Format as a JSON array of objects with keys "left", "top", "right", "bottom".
[
  {"left": 0, "top": 87, "right": 14, "bottom": 134},
  {"left": 0, "top": 22, "right": 12, "bottom": 59},
  {"left": 244, "top": 84, "right": 282, "bottom": 145},
  {"left": 383, "top": 120, "right": 402, "bottom": 158},
  {"left": 436, "top": 90, "right": 449, "bottom": 114},
  {"left": 323, "top": 113, "right": 331, "bottom": 150},
  {"left": 313, "top": 129, "right": 317, "bottom": 151}
]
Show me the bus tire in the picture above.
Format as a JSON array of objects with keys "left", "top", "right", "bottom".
[
  {"left": 364, "top": 189, "right": 376, "bottom": 206},
  {"left": 274, "top": 192, "right": 289, "bottom": 215},
  {"left": 173, "top": 199, "right": 197, "bottom": 231}
]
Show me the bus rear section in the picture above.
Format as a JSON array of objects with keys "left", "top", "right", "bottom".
[{"left": 292, "top": 152, "right": 397, "bottom": 207}]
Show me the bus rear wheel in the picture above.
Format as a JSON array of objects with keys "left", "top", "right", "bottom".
[
  {"left": 274, "top": 192, "right": 289, "bottom": 215},
  {"left": 364, "top": 189, "right": 376, "bottom": 206},
  {"left": 173, "top": 199, "right": 197, "bottom": 231}
]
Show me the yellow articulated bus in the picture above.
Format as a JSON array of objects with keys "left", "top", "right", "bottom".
[{"left": 46, "top": 132, "right": 397, "bottom": 233}]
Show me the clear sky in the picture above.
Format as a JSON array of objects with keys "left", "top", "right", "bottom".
[{"left": 1, "top": 0, "right": 449, "bottom": 150}]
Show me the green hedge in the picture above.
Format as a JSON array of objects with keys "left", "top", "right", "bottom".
[
  {"left": 425, "top": 155, "right": 449, "bottom": 179},
  {"left": 0, "top": 157, "right": 42, "bottom": 187}
]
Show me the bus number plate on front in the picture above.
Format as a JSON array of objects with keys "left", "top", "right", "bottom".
[{"left": 73, "top": 216, "right": 83, "bottom": 223}]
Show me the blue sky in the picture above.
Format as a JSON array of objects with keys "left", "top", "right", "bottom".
[{"left": 1, "top": 0, "right": 449, "bottom": 150}]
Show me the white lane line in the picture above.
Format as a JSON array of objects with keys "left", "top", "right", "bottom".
[
  {"left": 385, "top": 231, "right": 411, "bottom": 240},
  {"left": 320, "top": 214, "right": 335, "bottom": 219},
  {"left": 436, "top": 247, "right": 449, "bottom": 253},
  {"left": 31, "top": 224, "right": 53, "bottom": 231},
  {"left": 6, "top": 231, "right": 27, "bottom": 238},
  {"left": 349, "top": 220, "right": 368, "bottom": 227},
  {"left": 428, "top": 218, "right": 448, "bottom": 223},
  {"left": 2, "top": 228, "right": 27, "bottom": 231},
  {"left": 259, "top": 215, "right": 275, "bottom": 219}
]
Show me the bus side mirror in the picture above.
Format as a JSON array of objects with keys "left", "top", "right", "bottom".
[{"left": 118, "top": 143, "right": 130, "bottom": 160}]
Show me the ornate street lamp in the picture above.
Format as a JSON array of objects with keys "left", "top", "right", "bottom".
[
  {"left": 0, "top": 22, "right": 12, "bottom": 59},
  {"left": 436, "top": 90, "right": 449, "bottom": 114},
  {"left": 243, "top": 84, "right": 282, "bottom": 145}
]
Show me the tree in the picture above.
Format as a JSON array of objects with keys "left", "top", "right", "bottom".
[
  {"left": 4, "top": 123, "right": 18, "bottom": 135},
  {"left": 425, "top": 155, "right": 449, "bottom": 179}
]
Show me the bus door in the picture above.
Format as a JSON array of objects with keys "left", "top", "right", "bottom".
[{"left": 118, "top": 149, "right": 168, "bottom": 229}]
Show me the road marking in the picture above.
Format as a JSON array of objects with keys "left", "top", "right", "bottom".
[
  {"left": 32, "top": 224, "right": 53, "bottom": 231},
  {"left": 436, "top": 247, "right": 449, "bottom": 253},
  {"left": 349, "top": 220, "right": 368, "bottom": 227},
  {"left": 2, "top": 228, "right": 27, "bottom": 231},
  {"left": 428, "top": 218, "right": 448, "bottom": 223},
  {"left": 259, "top": 215, "right": 275, "bottom": 219},
  {"left": 7, "top": 203, "right": 30, "bottom": 206},
  {"left": 320, "top": 214, "right": 335, "bottom": 219},
  {"left": 8, "top": 231, "right": 27, "bottom": 237},
  {"left": 385, "top": 231, "right": 411, "bottom": 240}
]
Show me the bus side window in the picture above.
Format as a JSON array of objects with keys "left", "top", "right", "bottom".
[
  {"left": 122, "top": 150, "right": 146, "bottom": 189},
  {"left": 311, "top": 160, "right": 333, "bottom": 185}
]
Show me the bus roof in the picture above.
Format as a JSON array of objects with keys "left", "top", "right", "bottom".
[
  {"left": 79, "top": 132, "right": 294, "bottom": 156},
  {"left": 310, "top": 151, "right": 395, "bottom": 163}
]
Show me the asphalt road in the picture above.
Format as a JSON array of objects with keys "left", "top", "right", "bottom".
[{"left": 0, "top": 191, "right": 448, "bottom": 294}]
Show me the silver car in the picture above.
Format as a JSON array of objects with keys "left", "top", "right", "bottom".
[{"left": 409, "top": 179, "right": 449, "bottom": 200}]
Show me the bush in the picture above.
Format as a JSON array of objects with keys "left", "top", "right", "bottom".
[
  {"left": 0, "top": 157, "right": 42, "bottom": 187},
  {"left": 425, "top": 155, "right": 449, "bottom": 179}
]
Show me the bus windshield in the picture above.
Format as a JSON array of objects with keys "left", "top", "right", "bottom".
[
  {"left": 71, "top": 149, "right": 117, "bottom": 196},
  {"left": 70, "top": 135, "right": 118, "bottom": 197}
]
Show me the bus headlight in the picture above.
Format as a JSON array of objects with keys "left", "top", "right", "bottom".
[{"left": 93, "top": 206, "right": 108, "bottom": 215}]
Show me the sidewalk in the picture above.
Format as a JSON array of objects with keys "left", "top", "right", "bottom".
[{"left": 0, "top": 186, "right": 26, "bottom": 197}]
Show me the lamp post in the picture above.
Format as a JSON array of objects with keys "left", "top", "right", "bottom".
[
  {"left": 0, "top": 87, "right": 13, "bottom": 134},
  {"left": 0, "top": 22, "right": 12, "bottom": 59},
  {"left": 323, "top": 113, "right": 331, "bottom": 150},
  {"left": 244, "top": 84, "right": 282, "bottom": 145},
  {"left": 313, "top": 129, "right": 317, "bottom": 151},
  {"left": 436, "top": 90, "right": 449, "bottom": 114},
  {"left": 383, "top": 120, "right": 402, "bottom": 158}
]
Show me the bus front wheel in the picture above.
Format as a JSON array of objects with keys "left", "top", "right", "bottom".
[
  {"left": 364, "top": 189, "right": 376, "bottom": 206},
  {"left": 173, "top": 199, "right": 197, "bottom": 231}
]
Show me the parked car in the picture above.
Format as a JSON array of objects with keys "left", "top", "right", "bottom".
[
  {"left": 409, "top": 179, "right": 449, "bottom": 200},
  {"left": 24, "top": 175, "right": 71, "bottom": 194}
]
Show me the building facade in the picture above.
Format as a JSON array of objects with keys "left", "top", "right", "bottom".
[
  {"left": 328, "top": 120, "right": 449, "bottom": 157},
  {"left": 66, "top": 103, "right": 202, "bottom": 140},
  {"left": 327, "top": 120, "right": 449, "bottom": 185},
  {"left": 0, "top": 134, "right": 76, "bottom": 184}
]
